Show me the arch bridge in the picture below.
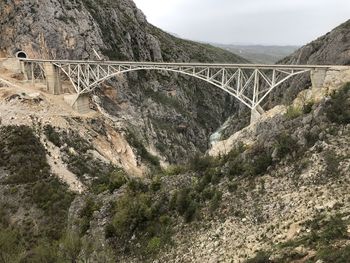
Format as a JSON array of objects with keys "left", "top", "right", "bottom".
[{"left": 19, "top": 58, "right": 333, "bottom": 122}]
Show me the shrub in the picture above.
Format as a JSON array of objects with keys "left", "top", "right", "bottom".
[
  {"left": 245, "top": 145, "right": 272, "bottom": 176},
  {"left": 125, "top": 131, "right": 160, "bottom": 167},
  {"left": 323, "top": 150, "right": 340, "bottom": 177},
  {"left": 190, "top": 154, "right": 218, "bottom": 172},
  {"left": 274, "top": 133, "right": 299, "bottom": 159},
  {"left": 0, "top": 125, "right": 50, "bottom": 184},
  {"left": 146, "top": 237, "right": 162, "bottom": 255},
  {"left": 92, "top": 169, "right": 127, "bottom": 194},
  {"left": 316, "top": 245, "right": 350, "bottom": 263},
  {"left": 173, "top": 188, "right": 199, "bottom": 222},
  {"left": 26, "top": 242, "right": 58, "bottom": 263},
  {"left": 0, "top": 228, "right": 25, "bottom": 263},
  {"left": 29, "top": 178, "right": 75, "bottom": 240},
  {"left": 326, "top": 83, "right": 350, "bottom": 124},
  {"left": 209, "top": 190, "right": 222, "bottom": 212},
  {"left": 163, "top": 165, "right": 187, "bottom": 176},
  {"left": 245, "top": 251, "right": 272, "bottom": 263},
  {"left": 44, "top": 125, "right": 62, "bottom": 147},
  {"left": 228, "top": 181, "right": 238, "bottom": 193},
  {"left": 285, "top": 106, "right": 302, "bottom": 119},
  {"left": 302, "top": 101, "right": 314, "bottom": 114},
  {"left": 319, "top": 216, "right": 347, "bottom": 244},
  {"left": 227, "top": 158, "right": 245, "bottom": 179},
  {"left": 79, "top": 197, "right": 100, "bottom": 235},
  {"left": 112, "top": 193, "right": 152, "bottom": 237},
  {"left": 59, "top": 232, "right": 82, "bottom": 263}
]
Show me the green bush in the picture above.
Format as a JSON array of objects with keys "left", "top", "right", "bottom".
[
  {"left": 163, "top": 165, "right": 187, "bottom": 176},
  {"left": 92, "top": 169, "right": 127, "bottom": 194},
  {"left": 29, "top": 178, "right": 75, "bottom": 240},
  {"left": 79, "top": 197, "right": 100, "bottom": 235},
  {"left": 44, "top": 125, "right": 62, "bottom": 147},
  {"left": 146, "top": 237, "right": 162, "bottom": 255},
  {"left": 209, "top": 190, "right": 222, "bottom": 212},
  {"left": 0, "top": 228, "right": 25, "bottom": 263},
  {"left": 285, "top": 106, "right": 302, "bottom": 120},
  {"left": 319, "top": 216, "right": 347, "bottom": 244},
  {"left": 316, "top": 245, "right": 350, "bottom": 263},
  {"left": 245, "top": 145, "right": 272, "bottom": 177},
  {"left": 323, "top": 150, "right": 340, "bottom": 177},
  {"left": 112, "top": 193, "right": 152, "bottom": 236},
  {"left": 173, "top": 188, "right": 199, "bottom": 222},
  {"left": 0, "top": 125, "right": 50, "bottom": 184},
  {"left": 302, "top": 101, "right": 314, "bottom": 114},
  {"left": 326, "top": 83, "right": 350, "bottom": 124},
  {"left": 190, "top": 154, "right": 218, "bottom": 172},
  {"left": 125, "top": 131, "right": 160, "bottom": 167},
  {"left": 274, "top": 133, "right": 298, "bottom": 159},
  {"left": 245, "top": 251, "right": 272, "bottom": 263}
]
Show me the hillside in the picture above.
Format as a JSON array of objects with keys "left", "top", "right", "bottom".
[
  {"left": 1, "top": 65, "right": 350, "bottom": 262},
  {"left": 1, "top": 1, "right": 350, "bottom": 263},
  {"left": 268, "top": 19, "right": 350, "bottom": 106},
  {"left": 218, "top": 20, "right": 350, "bottom": 141}
]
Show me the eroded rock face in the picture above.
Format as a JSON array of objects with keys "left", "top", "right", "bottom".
[{"left": 0, "top": 0, "right": 248, "bottom": 164}]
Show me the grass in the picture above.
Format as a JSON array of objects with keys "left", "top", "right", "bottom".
[{"left": 285, "top": 106, "right": 302, "bottom": 120}]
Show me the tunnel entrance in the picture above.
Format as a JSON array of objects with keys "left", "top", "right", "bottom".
[{"left": 15, "top": 51, "right": 28, "bottom": 59}]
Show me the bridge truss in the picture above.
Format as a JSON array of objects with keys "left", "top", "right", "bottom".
[{"left": 21, "top": 59, "right": 329, "bottom": 111}]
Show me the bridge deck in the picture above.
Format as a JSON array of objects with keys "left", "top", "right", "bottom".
[{"left": 20, "top": 58, "right": 345, "bottom": 70}]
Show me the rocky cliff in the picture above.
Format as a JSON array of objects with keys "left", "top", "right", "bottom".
[
  {"left": 0, "top": 0, "right": 248, "bottom": 165},
  {"left": 268, "top": 19, "right": 350, "bottom": 106}
]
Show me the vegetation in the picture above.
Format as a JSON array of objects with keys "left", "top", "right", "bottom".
[
  {"left": 125, "top": 130, "right": 160, "bottom": 167},
  {"left": 285, "top": 105, "right": 302, "bottom": 119},
  {"left": 0, "top": 125, "right": 75, "bottom": 260},
  {"left": 0, "top": 125, "right": 50, "bottom": 184},
  {"left": 106, "top": 179, "right": 172, "bottom": 256},
  {"left": 326, "top": 82, "right": 350, "bottom": 124}
]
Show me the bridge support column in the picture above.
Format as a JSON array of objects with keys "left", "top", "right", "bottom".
[
  {"left": 20, "top": 61, "right": 34, "bottom": 81},
  {"left": 311, "top": 69, "right": 327, "bottom": 89},
  {"left": 43, "top": 62, "right": 62, "bottom": 95},
  {"left": 250, "top": 105, "right": 264, "bottom": 124},
  {"left": 64, "top": 94, "right": 91, "bottom": 114}
]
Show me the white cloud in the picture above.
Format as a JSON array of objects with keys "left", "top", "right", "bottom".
[{"left": 133, "top": 0, "right": 350, "bottom": 45}]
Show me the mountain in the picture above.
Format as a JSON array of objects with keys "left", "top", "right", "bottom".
[
  {"left": 268, "top": 19, "right": 350, "bottom": 106},
  {"left": 213, "top": 44, "right": 299, "bottom": 64},
  {"left": 0, "top": 0, "right": 248, "bottom": 165},
  {"left": 0, "top": 1, "right": 350, "bottom": 262}
]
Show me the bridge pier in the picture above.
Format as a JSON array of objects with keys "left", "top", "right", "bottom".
[
  {"left": 311, "top": 69, "right": 327, "bottom": 89},
  {"left": 64, "top": 94, "right": 91, "bottom": 114},
  {"left": 43, "top": 62, "right": 62, "bottom": 95},
  {"left": 250, "top": 105, "right": 264, "bottom": 124}
]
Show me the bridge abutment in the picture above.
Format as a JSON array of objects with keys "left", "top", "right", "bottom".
[
  {"left": 311, "top": 69, "right": 327, "bottom": 89},
  {"left": 43, "top": 62, "right": 62, "bottom": 95}
]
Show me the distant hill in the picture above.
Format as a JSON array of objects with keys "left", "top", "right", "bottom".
[{"left": 213, "top": 44, "right": 299, "bottom": 64}]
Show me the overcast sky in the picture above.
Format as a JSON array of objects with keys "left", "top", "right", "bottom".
[{"left": 133, "top": 0, "right": 350, "bottom": 46}]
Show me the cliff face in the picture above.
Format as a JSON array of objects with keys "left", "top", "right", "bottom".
[{"left": 0, "top": 0, "right": 248, "bottom": 164}]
